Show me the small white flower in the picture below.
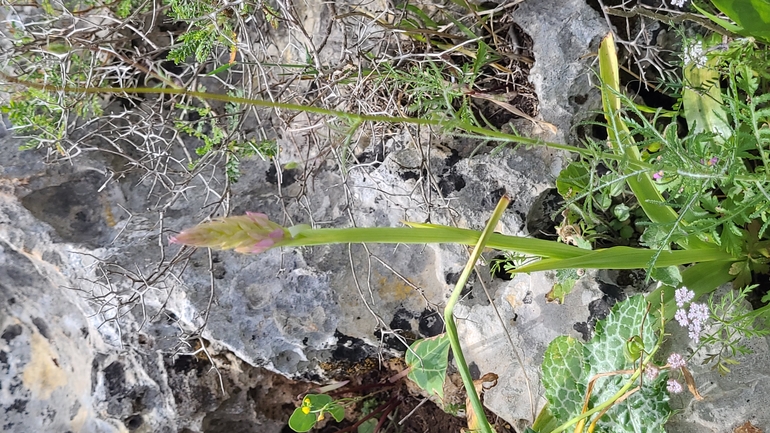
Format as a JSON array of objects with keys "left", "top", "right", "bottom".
[{"left": 684, "top": 41, "right": 706, "bottom": 68}]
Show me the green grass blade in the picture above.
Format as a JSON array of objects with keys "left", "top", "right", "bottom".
[
  {"left": 511, "top": 246, "right": 735, "bottom": 274},
  {"left": 598, "top": 33, "right": 713, "bottom": 250}
]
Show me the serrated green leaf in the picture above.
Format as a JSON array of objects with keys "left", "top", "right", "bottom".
[
  {"left": 541, "top": 336, "right": 585, "bottom": 423},
  {"left": 584, "top": 295, "right": 669, "bottom": 433},
  {"left": 406, "top": 334, "right": 451, "bottom": 398},
  {"left": 556, "top": 161, "right": 590, "bottom": 198}
]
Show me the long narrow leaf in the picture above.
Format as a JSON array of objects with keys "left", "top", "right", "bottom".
[
  {"left": 598, "top": 33, "right": 713, "bottom": 250},
  {"left": 511, "top": 246, "right": 734, "bottom": 274}
]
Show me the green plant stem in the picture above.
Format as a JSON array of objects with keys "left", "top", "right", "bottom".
[
  {"left": 443, "top": 195, "right": 511, "bottom": 433},
  {"left": 284, "top": 226, "right": 735, "bottom": 271},
  {"left": 0, "top": 73, "right": 615, "bottom": 161},
  {"left": 286, "top": 225, "right": 585, "bottom": 259},
  {"left": 5, "top": 73, "right": 770, "bottom": 184}
]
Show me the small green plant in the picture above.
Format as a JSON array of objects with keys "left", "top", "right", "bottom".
[
  {"left": 289, "top": 394, "right": 346, "bottom": 432},
  {"left": 165, "top": 0, "right": 241, "bottom": 64},
  {"left": 1, "top": 48, "right": 103, "bottom": 153},
  {"left": 695, "top": 285, "right": 770, "bottom": 374},
  {"left": 175, "top": 94, "right": 277, "bottom": 183}
]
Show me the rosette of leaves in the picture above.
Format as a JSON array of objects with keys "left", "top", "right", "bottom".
[{"left": 541, "top": 296, "right": 671, "bottom": 433}]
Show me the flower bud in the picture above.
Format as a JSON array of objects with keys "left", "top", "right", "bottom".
[{"left": 170, "top": 212, "right": 289, "bottom": 254}]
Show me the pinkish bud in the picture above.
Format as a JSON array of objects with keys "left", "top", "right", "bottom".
[{"left": 170, "top": 213, "right": 289, "bottom": 254}]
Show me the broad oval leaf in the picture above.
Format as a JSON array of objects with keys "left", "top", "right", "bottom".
[
  {"left": 406, "top": 333, "right": 451, "bottom": 399},
  {"left": 541, "top": 336, "right": 585, "bottom": 423},
  {"left": 288, "top": 408, "right": 317, "bottom": 432}
]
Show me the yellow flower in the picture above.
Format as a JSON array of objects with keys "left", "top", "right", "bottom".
[
  {"left": 317, "top": 412, "right": 325, "bottom": 422},
  {"left": 301, "top": 406, "right": 311, "bottom": 415}
]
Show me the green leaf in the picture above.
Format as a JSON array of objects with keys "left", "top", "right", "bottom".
[
  {"left": 328, "top": 403, "right": 345, "bottom": 422},
  {"left": 358, "top": 418, "right": 378, "bottom": 433},
  {"left": 531, "top": 402, "right": 560, "bottom": 433},
  {"left": 541, "top": 336, "right": 585, "bottom": 423},
  {"left": 682, "top": 36, "right": 732, "bottom": 143},
  {"left": 583, "top": 295, "right": 670, "bottom": 433},
  {"left": 649, "top": 266, "right": 682, "bottom": 287},
  {"left": 613, "top": 204, "right": 631, "bottom": 222},
  {"left": 598, "top": 33, "right": 712, "bottom": 251},
  {"left": 406, "top": 334, "right": 451, "bottom": 398},
  {"left": 288, "top": 408, "right": 317, "bottom": 432},
  {"left": 546, "top": 268, "right": 580, "bottom": 303},
  {"left": 512, "top": 245, "right": 733, "bottom": 274},
  {"left": 556, "top": 161, "right": 590, "bottom": 198},
  {"left": 709, "top": 0, "right": 770, "bottom": 41},
  {"left": 722, "top": 222, "right": 747, "bottom": 256}
]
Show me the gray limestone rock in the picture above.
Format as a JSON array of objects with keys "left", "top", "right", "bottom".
[{"left": 10, "top": 1, "right": 769, "bottom": 433}]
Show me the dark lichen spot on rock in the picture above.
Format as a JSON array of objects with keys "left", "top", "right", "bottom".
[
  {"left": 526, "top": 187, "right": 564, "bottom": 239},
  {"left": 265, "top": 165, "right": 297, "bottom": 186},
  {"left": 523, "top": 291, "right": 533, "bottom": 304},
  {"left": 32, "top": 317, "right": 50, "bottom": 339},
  {"left": 1, "top": 324, "right": 22, "bottom": 343},
  {"left": 103, "top": 361, "right": 126, "bottom": 397},
  {"left": 332, "top": 330, "right": 370, "bottom": 363},
  {"left": 482, "top": 187, "right": 507, "bottom": 209},
  {"left": 5, "top": 399, "right": 27, "bottom": 414},
  {"left": 573, "top": 322, "right": 591, "bottom": 341},
  {"left": 165, "top": 312, "right": 178, "bottom": 324},
  {"left": 171, "top": 355, "right": 200, "bottom": 375},
  {"left": 587, "top": 298, "right": 612, "bottom": 326},
  {"left": 0, "top": 351, "right": 8, "bottom": 366},
  {"left": 570, "top": 93, "right": 588, "bottom": 105},
  {"left": 125, "top": 414, "right": 143, "bottom": 430},
  {"left": 598, "top": 281, "right": 625, "bottom": 304},
  {"left": 7, "top": 297, "right": 15, "bottom": 305},
  {"left": 468, "top": 362, "right": 481, "bottom": 380},
  {"left": 399, "top": 170, "right": 420, "bottom": 181},
  {"left": 389, "top": 308, "right": 415, "bottom": 331},
  {"left": 445, "top": 271, "right": 461, "bottom": 286},
  {"left": 418, "top": 309, "right": 443, "bottom": 337},
  {"left": 445, "top": 148, "right": 462, "bottom": 167},
  {"left": 438, "top": 171, "right": 466, "bottom": 196},
  {"left": 357, "top": 146, "right": 384, "bottom": 168}
]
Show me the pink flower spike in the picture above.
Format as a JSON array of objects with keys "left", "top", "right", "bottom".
[
  {"left": 652, "top": 170, "right": 664, "bottom": 181},
  {"left": 171, "top": 213, "right": 289, "bottom": 254}
]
